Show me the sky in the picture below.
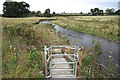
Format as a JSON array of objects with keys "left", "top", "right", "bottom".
[{"left": 0, "top": 0, "right": 119, "bottom": 14}]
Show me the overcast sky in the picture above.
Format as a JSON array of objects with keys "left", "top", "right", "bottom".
[{"left": 0, "top": 0, "right": 119, "bottom": 14}]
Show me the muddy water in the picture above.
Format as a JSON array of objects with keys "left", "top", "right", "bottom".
[{"left": 39, "top": 21, "right": 119, "bottom": 75}]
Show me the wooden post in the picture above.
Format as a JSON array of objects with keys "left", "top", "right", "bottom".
[
  {"left": 48, "top": 48, "right": 51, "bottom": 57},
  {"left": 64, "top": 48, "right": 68, "bottom": 60},
  {"left": 42, "top": 49, "right": 45, "bottom": 75},
  {"left": 78, "top": 48, "right": 83, "bottom": 76}
]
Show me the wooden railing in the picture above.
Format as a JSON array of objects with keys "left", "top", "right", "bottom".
[
  {"left": 42, "top": 49, "right": 45, "bottom": 75},
  {"left": 78, "top": 49, "right": 83, "bottom": 76},
  {"left": 42, "top": 48, "right": 51, "bottom": 75},
  {"left": 64, "top": 47, "right": 83, "bottom": 76}
]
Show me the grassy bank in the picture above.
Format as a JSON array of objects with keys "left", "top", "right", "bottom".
[
  {"left": 1, "top": 17, "right": 117, "bottom": 78},
  {"left": 2, "top": 17, "right": 69, "bottom": 78},
  {"left": 52, "top": 16, "right": 119, "bottom": 41}
]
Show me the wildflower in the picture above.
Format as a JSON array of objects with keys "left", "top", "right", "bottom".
[
  {"left": 109, "top": 56, "right": 111, "bottom": 58},
  {"left": 23, "top": 61, "right": 25, "bottom": 64},
  {"left": 32, "top": 72, "right": 35, "bottom": 75},
  {"left": 109, "top": 51, "right": 112, "bottom": 54},
  {"left": 17, "top": 54, "right": 19, "bottom": 55},
  {"left": 19, "top": 51, "right": 22, "bottom": 52},
  {"left": 17, "top": 46, "right": 19, "bottom": 48},
  {"left": 17, "top": 40, "right": 19, "bottom": 42},
  {"left": 26, "top": 46, "right": 29, "bottom": 49},
  {"left": 14, "top": 48, "right": 16, "bottom": 50},
  {"left": 34, "top": 69, "right": 36, "bottom": 71},
  {"left": 10, "top": 46, "right": 12, "bottom": 49}
]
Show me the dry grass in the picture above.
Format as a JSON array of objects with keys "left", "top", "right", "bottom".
[
  {"left": 2, "top": 17, "right": 69, "bottom": 78},
  {"left": 52, "top": 16, "right": 118, "bottom": 41}
]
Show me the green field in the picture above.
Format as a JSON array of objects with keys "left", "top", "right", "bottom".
[
  {"left": 2, "top": 17, "right": 69, "bottom": 78},
  {"left": 52, "top": 16, "right": 118, "bottom": 41},
  {"left": 1, "top": 16, "right": 116, "bottom": 78}
]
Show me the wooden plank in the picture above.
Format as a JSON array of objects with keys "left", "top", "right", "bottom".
[
  {"left": 42, "top": 50, "right": 45, "bottom": 75},
  {"left": 64, "top": 52, "right": 74, "bottom": 62},
  {"left": 78, "top": 49, "right": 83, "bottom": 76},
  {"left": 52, "top": 49, "right": 62, "bottom": 53},
  {"left": 77, "top": 65, "right": 81, "bottom": 76},
  {"left": 48, "top": 48, "right": 51, "bottom": 57},
  {"left": 47, "top": 56, "right": 51, "bottom": 64},
  {"left": 65, "top": 47, "right": 82, "bottom": 50}
]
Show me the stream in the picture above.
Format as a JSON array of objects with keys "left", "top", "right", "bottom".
[{"left": 39, "top": 21, "right": 119, "bottom": 76}]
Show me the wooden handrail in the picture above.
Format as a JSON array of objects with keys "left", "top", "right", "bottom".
[
  {"left": 64, "top": 52, "right": 74, "bottom": 62},
  {"left": 64, "top": 47, "right": 83, "bottom": 76},
  {"left": 42, "top": 50, "right": 45, "bottom": 75},
  {"left": 47, "top": 56, "right": 51, "bottom": 64},
  {"left": 42, "top": 48, "right": 51, "bottom": 76},
  {"left": 65, "top": 47, "right": 82, "bottom": 50},
  {"left": 78, "top": 48, "right": 83, "bottom": 76}
]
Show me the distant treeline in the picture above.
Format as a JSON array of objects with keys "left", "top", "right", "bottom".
[{"left": 2, "top": 1, "right": 120, "bottom": 17}]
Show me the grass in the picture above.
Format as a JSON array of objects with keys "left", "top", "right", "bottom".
[
  {"left": 65, "top": 39, "right": 116, "bottom": 78},
  {"left": 2, "top": 17, "right": 69, "bottom": 78},
  {"left": 52, "top": 16, "right": 119, "bottom": 41},
  {"left": 1, "top": 16, "right": 118, "bottom": 78},
  {"left": 81, "top": 40, "right": 116, "bottom": 78},
  {"left": 2, "top": 17, "right": 56, "bottom": 27}
]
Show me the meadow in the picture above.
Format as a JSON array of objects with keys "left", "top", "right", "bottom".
[
  {"left": 2, "top": 17, "right": 69, "bottom": 78},
  {"left": 1, "top": 16, "right": 117, "bottom": 78},
  {"left": 52, "top": 16, "right": 119, "bottom": 41}
]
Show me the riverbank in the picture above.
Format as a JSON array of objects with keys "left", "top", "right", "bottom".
[
  {"left": 51, "top": 16, "right": 119, "bottom": 42},
  {"left": 38, "top": 21, "right": 118, "bottom": 78},
  {"left": 2, "top": 17, "right": 69, "bottom": 78},
  {"left": 1, "top": 17, "right": 118, "bottom": 78}
]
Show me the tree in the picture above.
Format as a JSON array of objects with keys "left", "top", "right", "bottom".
[
  {"left": 94, "top": 8, "right": 99, "bottom": 15},
  {"left": 36, "top": 11, "right": 42, "bottom": 16},
  {"left": 52, "top": 12, "right": 56, "bottom": 16},
  {"left": 90, "top": 9, "right": 94, "bottom": 15},
  {"left": 98, "top": 10, "right": 104, "bottom": 15},
  {"left": 79, "top": 12, "right": 83, "bottom": 14},
  {"left": 44, "top": 8, "right": 51, "bottom": 17},
  {"left": 105, "top": 8, "right": 115, "bottom": 15},
  {"left": 53, "top": 12, "right": 55, "bottom": 15},
  {"left": 115, "top": 9, "right": 120, "bottom": 15},
  {"left": 90, "top": 8, "right": 104, "bottom": 16},
  {"left": 3, "top": 1, "right": 30, "bottom": 17},
  {"left": 31, "top": 11, "right": 36, "bottom": 16}
]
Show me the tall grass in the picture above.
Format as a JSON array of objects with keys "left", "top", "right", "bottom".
[
  {"left": 52, "top": 16, "right": 118, "bottom": 41},
  {"left": 81, "top": 40, "right": 116, "bottom": 78},
  {"left": 2, "top": 17, "right": 69, "bottom": 78}
]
